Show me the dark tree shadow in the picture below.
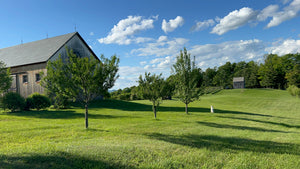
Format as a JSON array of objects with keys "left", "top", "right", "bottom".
[
  {"left": 85, "top": 100, "right": 273, "bottom": 118},
  {"left": 197, "top": 121, "right": 291, "bottom": 133},
  {"left": 4, "top": 110, "right": 130, "bottom": 119},
  {"left": 146, "top": 133, "right": 300, "bottom": 155},
  {"left": 218, "top": 116, "right": 300, "bottom": 129},
  {"left": 0, "top": 152, "right": 135, "bottom": 169}
]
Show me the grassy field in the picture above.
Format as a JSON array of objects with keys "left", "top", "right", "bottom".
[{"left": 0, "top": 89, "right": 300, "bottom": 169}]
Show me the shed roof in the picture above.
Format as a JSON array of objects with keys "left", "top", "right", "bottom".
[
  {"left": 0, "top": 32, "right": 77, "bottom": 68},
  {"left": 233, "top": 77, "right": 245, "bottom": 82}
]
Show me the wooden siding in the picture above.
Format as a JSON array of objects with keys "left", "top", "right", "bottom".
[
  {"left": 10, "top": 62, "right": 47, "bottom": 98},
  {"left": 6, "top": 34, "right": 94, "bottom": 98}
]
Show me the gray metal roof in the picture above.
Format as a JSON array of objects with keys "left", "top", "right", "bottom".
[
  {"left": 0, "top": 32, "right": 77, "bottom": 68},
  {"left": 233, "top": 77, "right": 245, "bottom": 82}
]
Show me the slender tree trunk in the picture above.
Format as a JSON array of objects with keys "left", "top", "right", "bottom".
[
  {"left": 185, "top": 103, "right": 189, "bottom": 115},
  {"left": 85, "top": 104, "right": 88, "bottom": 129},
  {"left": 153, "top": 106, "right": 157, "bottom": 119}
]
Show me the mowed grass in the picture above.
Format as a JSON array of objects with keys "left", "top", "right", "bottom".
[{"left": 0, "top": 89, "right": 300, "bottom": 169}]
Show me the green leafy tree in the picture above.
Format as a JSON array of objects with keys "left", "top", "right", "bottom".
[
  {"left": 172, "top": 48, "right": 202, "bottom": 114},
  {"left": 161, "top": 75, "right": 176, "bottom": 100},
  {"left": 138, "top": 72, "right": 164, "bottom": 119},
  {"left": 245, "top": 61, "right": 260, "bottom": 88},
  {"left": 285, "top": 53, "right": 300, "bottom": 87},
  {"left": 203, "top": 67, "right": 217, "bottom": 87},
  {"left": 213, "top": 62, "right": 235, "bottom": 88},
  {"left": 0, "top": 60, "right": 12, "bottom": 93},
  {"left": 258, "top": 54, "right": 285, "bottom": 89},
  {"left": 42, "top": 48, "right": 119, "bottom": 128}
]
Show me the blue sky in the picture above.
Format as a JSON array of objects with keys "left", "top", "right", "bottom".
[{"left": 1, "top": 0, "right": 300, "bottom": 89}]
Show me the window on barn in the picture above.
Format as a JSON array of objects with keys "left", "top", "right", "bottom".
[
  {"left": 23, "top": 75, "right": 28, "bottom": 83},
  {"left": 36, "top": 73, "right": 41, "bottom": 82}
]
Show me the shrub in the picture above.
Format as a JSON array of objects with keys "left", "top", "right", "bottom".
[
  {"left": 53, "top": 94, "right": 70, "bottom": 109},
  {"left": 287, "top": 85, "right": 300, "bottom": 98},
  {"left": 29, "top": 93, "right": 51, "bottom": 111},
  {"left": 1, "top": 92, "right": 25, "bottom": 112},
  {"left": 24, "top": 97, "right": 34, "bottom": 111}
]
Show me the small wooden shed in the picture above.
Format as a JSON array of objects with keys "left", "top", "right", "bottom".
[{"left": 233, "top": 77, "right": 245, "bottom": 89}]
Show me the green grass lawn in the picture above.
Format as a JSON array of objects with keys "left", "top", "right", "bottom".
[{"left": 1, "top": 89, "right": 300, "bottom": 169}]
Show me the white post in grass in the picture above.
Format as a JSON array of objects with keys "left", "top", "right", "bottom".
[{"left": 210, "top": 105, "right": 214, "bottom": 113}]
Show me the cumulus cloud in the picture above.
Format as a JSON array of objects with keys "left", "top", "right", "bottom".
[
  {"left": 257, "top": 5, "right": 279, "bottom": 21},
  {"left": 190, "top": 39, "right": 265, "bottom": 69},
  {"left": 131, "top": 36, "right": 188, "bottom": 57},
  {"left": 211, "top": 7, "right": 258, "bottom": 35},
  {"left": 140, "top": 61, "right": 147, "bottom": 65},
  {"left": 267, "top": 0, "right": 300, "bottom": 28},
  {"left": 162, "top": 16, "right": 184, "bottom": 33},
  {"left": 98, "top": 15, "right": 156, "bottom": 45},
  {"left": 265, "top": 39, "right": 300, "bottom": 55},
  {"left": 191, "top": 19, "right": 215, "bottom": 32}
]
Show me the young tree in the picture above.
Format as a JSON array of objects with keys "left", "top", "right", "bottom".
[
  {"left": 172, "top": 48, "right": 202, "bottom": 115},
  {"left": 138, "top": 72, "right": 164, "bottom": 119},
  {"left": 42, "top": 48, "right": 119, "bottom": 128},
  {"left": 0, "top": 60, "right": 12, "bottom": 93}
]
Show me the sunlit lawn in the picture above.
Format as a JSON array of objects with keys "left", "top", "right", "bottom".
[{"left": 1, "top": 89, "right": 300, "bottom": 168}]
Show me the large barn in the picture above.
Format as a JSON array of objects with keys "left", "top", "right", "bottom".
[{"left": 0, "top": 32, "right": 97, "bottom": 98}]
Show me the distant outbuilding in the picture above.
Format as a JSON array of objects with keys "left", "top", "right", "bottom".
[{"left": 233, "top": 77, "right": 245, "bottom": 89}]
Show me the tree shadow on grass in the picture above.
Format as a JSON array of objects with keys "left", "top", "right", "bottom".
[
  {"left": 87, "top": 100, "right": 273, "bottom": 118},
  {"left": 197, "top": 121, "right": 291, "bottom": 133},
  {"left": 0, "top": 151, "right": 135, "bottom": 169},
  {"left": 218, "top": 116, "right": 300, "bottom": 129},
  {"left": 146, "top": 133, "right": 300, "bottom": 155},
  {"left": 5, "top": 110, "right": 130, "bottom": 120}
]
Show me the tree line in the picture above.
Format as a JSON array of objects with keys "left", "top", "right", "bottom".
[
  {"left": 111, "top": 50, "right": 300, "bottom": 118},
  {"left": 112, "top": 52, "right": 300, "bottom": 101}
]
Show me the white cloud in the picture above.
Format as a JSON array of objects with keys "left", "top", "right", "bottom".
[
  {"left": 98, "top": 15, "right": 156, "bottom": 45},
  {"left": 282, "top": 0, "right": 292, "bottom": 5},
  {"left": 267, "top": 0, "right": 300, "bottom": 28},
  {"left": 265, "top": 39, "right": 300, "bottom": 55},
  {"left": 134, "top": 37, "right": 153, "bottom": 43},
  {"left": 131, "top": 36, "right": 188, "bottom": 57},
  {"left": 257, "top": 5, "right": 279, "bottom": 21},
  {"left": 140, "top": 61, "right": 147, "bottom": 65},
  {"left": 190, "top": 39, "right": 265, "bottom": 69},
  {"left": 156, "top": 56, "right": 172, "bottom": 69},
  {"left": 157, "top": 35, "right": 168, "bottom": 42},
  {"left": 211, "top": 7, "right": 258, "bottom": 35},
  {"left": 162, "top": 16, "right": 184, "bottom": 33},
  {"left": 191, "top": 19, "right": 215, "bottom": 32},
  {"left": 90, "top": 32, "right": 94, "bottom": 36},
  {"left": 112, "top": 66, "right": 145, "bottom": 89}
]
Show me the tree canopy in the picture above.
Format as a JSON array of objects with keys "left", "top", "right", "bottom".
[
  {"left": 0, "top": 60, "right": 12, "bottom": 93},
  {"left": 172, "top": 48, "right": 202, "bottom": 114},
  {"left": 42, "top": 48, "right": 119, "bottom": 128},
  {"left": 138, "top": 72, "right": 165, "bottom": 119}
]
